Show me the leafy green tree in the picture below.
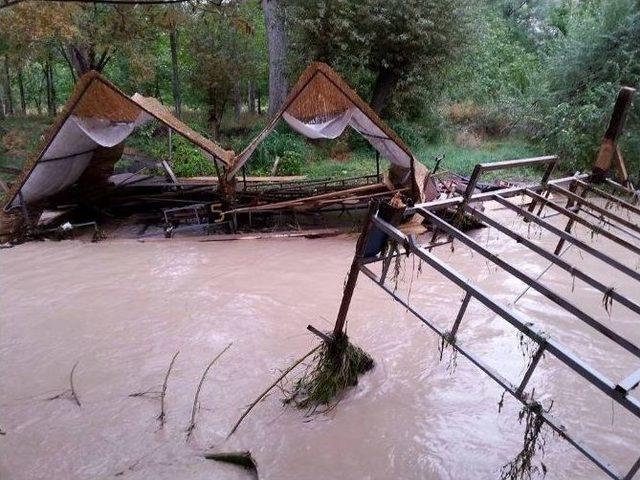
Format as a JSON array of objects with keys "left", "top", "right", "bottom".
[
  {"left": 290, "top": 0, "right": 470, "bottom": 116},
  {"left": 541, "top": 0, "right": 640, "bottom": 171}
]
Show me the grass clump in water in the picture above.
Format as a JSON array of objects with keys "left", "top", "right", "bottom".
[{"left": 284, "top": 333, "right": 374, "bottom": 413}]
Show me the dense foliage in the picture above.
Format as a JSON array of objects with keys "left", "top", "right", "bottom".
[{"left": 0, "top": 0, "right": 638, "bottom": 178}]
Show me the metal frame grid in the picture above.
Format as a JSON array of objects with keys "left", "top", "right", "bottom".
[{"left": 345, "top": 157, "right": 640, "bottom": 480}]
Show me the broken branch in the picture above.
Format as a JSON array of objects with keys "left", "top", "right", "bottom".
[
  {"left": 157, "top": 350, "right": 180, "bottom": 427},
  {"left": 227, "top": 345, "right": 321, "bottom": 438},
  {"left": 47, "top": 360, "right": 81, "bottom": 407},
  {"left": 186, "top": 343, "right": 232, "bottom": 440}
]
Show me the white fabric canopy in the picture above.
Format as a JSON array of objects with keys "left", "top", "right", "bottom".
[
  {"left": 230, "top": 107, "right": 413, "bottom": 179},
  {"left": 282, "top": 109, "right": 411, "bottom": 169},
  {"left": 6, "top": 72, "right": 233, "bottom": 211},
  {"left": 8, "top": 112, "right": 151, "bottom": 208}
]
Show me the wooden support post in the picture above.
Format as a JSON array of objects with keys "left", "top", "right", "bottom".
[
  {"left": 613, "top": 145, "right": 632, "bottom": 189},
  {"left": 161, "top": 160, "right": 178, "bottom": 184},
  {"left": 592, "top": 87, "right": 636, "bottom": 184},
  {"left": 375, "top": 150, "right": 380, "bottom": 181},
  {"left": 17, "top": 191, "right": 30, "bottom": 228},
  {"left": 242, "top": 165, "right": 247, "bottom": 191}
]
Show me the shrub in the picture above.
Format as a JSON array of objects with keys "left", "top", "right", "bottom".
[{"left": 278, "top": 150, "right": 303, "bottom": 175}]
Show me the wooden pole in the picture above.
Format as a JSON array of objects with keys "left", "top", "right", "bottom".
[{"left": 592, "top": 87, "right": 636, "bottom": 184}]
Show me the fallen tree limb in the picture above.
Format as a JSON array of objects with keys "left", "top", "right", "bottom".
[
  {"left": 186, "top": 343, "right": 232, "bottom": 440},
  {"left": 227, "top": 345, "right": 320, "bottom": 438}
]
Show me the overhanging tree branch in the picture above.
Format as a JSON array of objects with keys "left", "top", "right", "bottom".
[{"left": 1, "top": 0, "right": 223, "bottom": 9}]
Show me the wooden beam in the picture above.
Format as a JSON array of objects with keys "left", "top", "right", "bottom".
[{"left": 593, "top": 87, "right": 636, "bottom": 182}]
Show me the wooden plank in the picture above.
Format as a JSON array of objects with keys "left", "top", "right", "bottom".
[{"left": 613, "top": 145, "right": 631, "bottom": 187}]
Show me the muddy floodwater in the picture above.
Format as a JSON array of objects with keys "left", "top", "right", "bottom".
[{"left": 1, "top": 204, "right": 639, "bottom": 480}]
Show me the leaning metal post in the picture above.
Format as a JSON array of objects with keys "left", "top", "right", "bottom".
[
  {"left": 332, "top": 198, "right": 407, "bottom": 337},
  {"left": 332, "top": 201, "right": 378, "bottom": 338}
]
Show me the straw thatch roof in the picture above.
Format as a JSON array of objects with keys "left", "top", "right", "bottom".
[
  {"left": 229, "top": 62, "right": 419, "bottom": 181},
  {"left": 4, "top": 71, "right": 233, "bottom": 211}
]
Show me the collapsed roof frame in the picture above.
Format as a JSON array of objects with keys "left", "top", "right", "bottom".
[
  {"left": 331, "top": 154, "right": 640, "bottom": 479},
  {"left": 228, "top": 62, "right": 432, "bottom": 201},
  {"left": 3, "top": 70, "right": 233, "bottom": 214}
]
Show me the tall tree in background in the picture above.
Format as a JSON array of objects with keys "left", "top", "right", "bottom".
[
  {"left": 155, "top": 6, "right": 187, "bottom": 118},
  {"left": 189, "top": 5, "right": 256, "bottom": 138},
  {"left": 291, "top": 0, "right": 469, "bottom": 116},
  {"left": 262, "top": 0, "right": 287, "bottom": 116}
]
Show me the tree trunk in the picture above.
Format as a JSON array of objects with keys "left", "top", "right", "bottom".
[
  {"left": 35, "top": 84, "right": 42, "bottom": 115},
  {"left": 3, "top": 55, "right": 14, "bottom": 116},
  {"left": 207, "top": 88, "right": 225, "bottom": 140},
  {"left": 169, "top": 26, "right": 182, "bottom": 119},
  {"left": 17, "top": 66, "right": 26, "bottom": 114},
  {"left": 44, "top": 61, "right": 57, "bottom": 117},
  {"left": 248, "top": 80, "right": 256, "bottom": 114},
  {"left": 49, "top": 62, "right": 57, "bottom": 114},
  {"left": 370, "top": 68, "right": 398, "bottom": 116},
  {"left": 257, "top": 89, "right": 262, "bottom": 115},
  {"left": 262, "top": 0, "right": 288, "bottom": 117},
  {"left": 234, "top": 79, "right": 242, "bottom": 121},
  {"left": 67, "top": 44, "right": 111, "bottom": 78}
]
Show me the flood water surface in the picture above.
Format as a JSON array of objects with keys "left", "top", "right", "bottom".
[{"left": 1, "top": 207, "right": 639, "bottom": 480}]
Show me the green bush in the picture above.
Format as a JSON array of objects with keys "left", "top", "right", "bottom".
[
  {"left": 169, "top": 136, "right": 218, "bottom": 177},
  {"left": 278, "top": 150, "right": 303, "bottom": 175},
  {"left": 248, "top": 126, "right": 311, "bottom": 175}
]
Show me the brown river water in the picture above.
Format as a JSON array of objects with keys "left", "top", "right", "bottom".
[{"left": 1, "top": 202, "right": 639, "bottom": 480}]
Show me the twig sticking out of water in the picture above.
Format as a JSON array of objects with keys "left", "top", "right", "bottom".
[
  {"left": 157, "top": 351, "right": 180, "bottom": 426},
  {"left": 500, "top": 399, "right": 553, "bottom": 480},
  {"left": 128, "top": 351, "right": 180, "bottom": 426},
  {"left": 227, "top": 345, "right": 321, "bottom": 438},
  {"left": 186, "top": 343, "right": 232, "bottom": 440},
  {"left": 47, "top": 360, "right": 81, "bottom": 407},
  {"left": 498, "top": 390, "right": 507, "bottom": 413}
]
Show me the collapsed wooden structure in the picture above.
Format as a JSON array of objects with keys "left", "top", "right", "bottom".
[
  {"left": 0, "top": 71, "right": 234, "bottom": 240},
  {"left": 222, "top": 62, "right": 437, "bottom": 221},
  {"left": 1, "top": 63, "right": 436, "bottom": 241}
]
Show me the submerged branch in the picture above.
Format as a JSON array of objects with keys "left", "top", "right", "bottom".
[
  {"left": 186, "top": 343, "right": 232, "bottom": 440},
  {"left": 227, "top": 345, "right": 321, "bottom": 438},
  {"left": 47, "top": 360, "right": 81, "bottom": 407},
  {"left": 158, "top": 350, "right": 180, "bottom": 427}
]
